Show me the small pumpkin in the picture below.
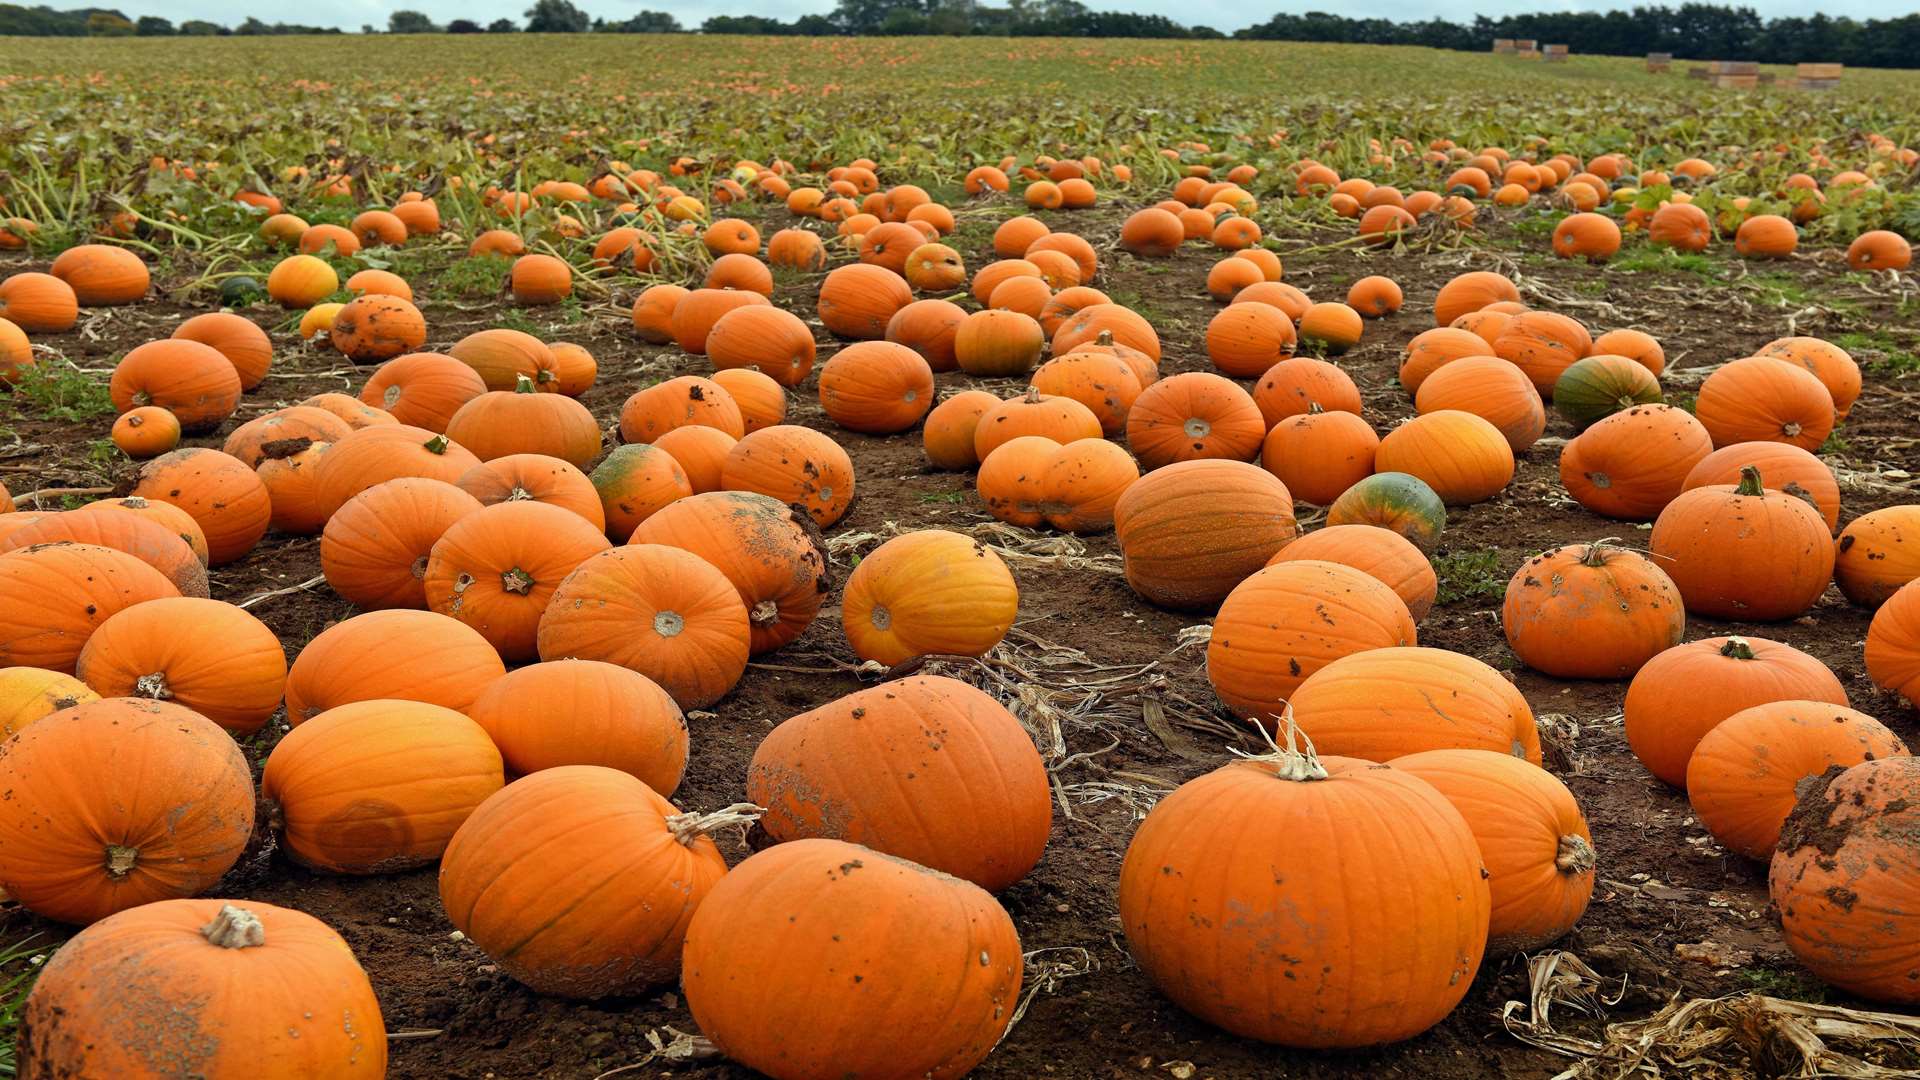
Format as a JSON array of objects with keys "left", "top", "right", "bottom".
[
  {"left": 1836, "top": 506, "right": 1920, "bottom": 608},
  {"left": 618, "top": 374, "right": 744, "bottom": 444},
  {"left": 841, "top": 530, "right": 1018, "bottom": 666},
  {"left": 1204, "top": 302, "right": 1296, "bottom": 377},
  {"left": 1502, "top": 542, "right": 1685, "bottom": 678},
  {"left": 817, "top": 262, "right": 912, "bottom": 339},
  {"left": 50, "top": 244, "right": 149, "bottom": 305},
  {"left": 1552, "top": 354, "right": 1662, "bottom": 429},
  {"left": 706, "top": 305, "right": 815, "bottom": 388},
  {"left": 1259, "top": 407, "right": 1378, "bottom": 506},
  {"left": 329, "top": 293, "right": 427, "bottom": 362},
  {"left": 923, "top": 390, "right": 1003, "bottom": 470},
  {"left": 110, "top": 406, "right": 180, "bottom": 459},
  {"left": 886, "top": 298, "right": 967, "bottom": 373}
]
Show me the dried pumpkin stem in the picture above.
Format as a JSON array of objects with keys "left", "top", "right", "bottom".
[
  {"left": 749, "top": 600, "right": 779, "bottom": 626},
  {"left": 1720, "top": 636, "right": 1756, "bottom": 661},
  {"left": 1556, "top": 834, "right": 1596, "bottom": 874},
  {"left": 665, "top": 803, "right": 765, "bottom": 847},
  {"left": 423, "top": 435, "right": 451, "bottom": 455},
  {"left": 1230, "top": 704, "right": 1328, "bottom": 782},
  {"left": 501, "top": 568, "right": 535, "bottom": 595},
  {"left": 1580, "top": 537, "right": 1625, "bottom": 566},
  {"left": 133, "top": 671, "right": 172, "bottom": 700},
  {"left": 103, "top": 844, "right": 139, "bottom": 878},
  {"left": 1735, "top": 465, "right": 1766, "bottom": 497},
  {"left": 200, "top": 904, "right": 266, "bottom": 949}
]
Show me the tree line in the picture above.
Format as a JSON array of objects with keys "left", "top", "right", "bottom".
[{"left": 1, "top": 1, "right": 1913, "bottom": 67}]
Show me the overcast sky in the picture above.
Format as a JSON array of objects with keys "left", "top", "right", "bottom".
[{"left": 132, "top": 0, "right": 1901, "bottom": 33}]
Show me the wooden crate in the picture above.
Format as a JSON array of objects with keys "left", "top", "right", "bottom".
[
  {"left": 1514, "top": 39, "right": 1538, "bottom": 50},
  {"left": 1647, "top": 52, "right": 1672, "bottom": 72},
  {"left": 1543, "top": 44, "right": 1569, "bottom": 62},
  {"left": 1798, "top": 62, "right": 1843, "bottom": 79},
  {"left": 1492, "top": 38, "right": 1515, "bottom": 54},
  {"left": 1517, "top": 49, "right": 1542, "bottom": 61},
  {"left": 1709, "top": 60, "right": 1759, "bottom": 75},
  {"left": 1711, "top": 74, "right": 1759, "bottom": 90}
]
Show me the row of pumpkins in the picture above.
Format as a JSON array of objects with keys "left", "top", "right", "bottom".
[{"left": 0, "top": 165, "right": 1917, "bottom": 1077}]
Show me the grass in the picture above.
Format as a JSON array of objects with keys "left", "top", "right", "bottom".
[
  {"left": 918, "top": 490, "right": 967, "bottom": 503},
  {"left": 7, "top": 363, "right": 115, "bottom": 423},
  {"left": 1609, "top": 247, "right": 1719, "bottom": 277},
  {"left": 0, "top": 933, "right": 48, "bottom": 1075},
  {"left": 1432, "top": 548, "right": 1507, "bottom": 606},
  {"left": 440, "top": 254, "right": 512, "bottom": 299},
  {"left": 1834, "top": 330, "right": 1920, "bottom": 373},
  {"left": 1733, "top": 966, "right": 1827, "bottom": 1003}
]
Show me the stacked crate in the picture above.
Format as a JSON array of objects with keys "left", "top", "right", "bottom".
[
  {"left": 1515, "top": 39, "right": 1540, "bottom": 59},
  {"left": 1708, "top": 61, "right": 1759, "bottom": 89},
  {"left": 1492, "top": 38, "right": 1516, "bottom": 54},
  {"left": 1797, "top": 63, "right": 1842, "bottom": 90},
  {"left": 1647, "top": 52, "right": 1672, "bottom": 72},
  {"left": 1544, "top": 44, "right": 1569, "bottom": 63}
]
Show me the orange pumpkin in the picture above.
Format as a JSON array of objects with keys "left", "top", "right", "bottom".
[
  {"left": 284, "top": 609, "right": 504, "bottom": 725},
  {"left": 720, "top": 425, "right": 855, "bottom": 527},
  {"left": 1414, "top": 355, "right": 1545, "bottom": 453},
  {"left": 1837, "top": 506, "right": 1920, "bottom": 608},
  {"left": 1399, "top": 326, "right": 1493, "bottom": 395},
  {"left": 1, "top": 507, "right": 206, "bottom": 599},
  {"left": 467, "top": 661, "right": 686, "bottom": 793},
  {"left": 131, "top": 449, "right": 271, "bottom": 565},
  {"left": 1208, "top": 561, "right": 1416, "bottom": 721},
  {"left": 618, "top": 375, "right": 744, "bottom": 444},
  {"left": 841, "top": 530, "right": 1017, "bottom": 665},
  {"left": 1624, "top": 635, "right": 1846, "bottom": 787},
  {"left": 1259, "top": 408, "right": 1378, "bottom": 506},
  {"left": 74, "top": 597, "right": 285, "bottom": 734},
  {"left": 705, "top": 305, "right": 815, "bottom": 388},
  {"left": 1204, "top": 302, "right": 1296, "bottom": 377},
  {"left": 1029, "top": 350, "right": 1142, "bottom": 437},
  {"left": 1374, "top": 410, "right": 1513, "bottom": 505},
  {"left": 457, "top": 453, "right": 604, "bottom": 529},
  {"left": 1733, "top": 213, "right": 1797, "bottom": 258},
  {"left": 446, "top": 375, "right": 602, "bottom": 469},
  {"left": 1432, "top": 270, "right": 1520, "bottom": 327},
  {"left": 172, "top": 312, "right": 271, "bottom": 390},
  {"left": 1502, "top": 542, "right": 1685, "bottom": 678},
  {"left": 1114, "top": 459, "right": 1297, "bottom": 610},
  {"left": 219, "top": 405, "right": 351, "bottom": 468},
  {"left": 1290, "top": 646, "right": 1541, "bottom": 762},
  {"left": 1648, "top": 202, "right": 1711, "bottom": 251},
  {"left": 1559, "top": 404, "right": 1713, "bottom": 520},
  {"left": 1650, "top": 466, "right": 1834, "bottom": 621},
  {"left": 109, "top": 340, "right": 242, "bottom": 435},
  {"left": 1846, "top": 229, "right": 1912, "bottom": 272},
  {"left": 631, "top": 284, "right": 687, "bottom": 344},
  {"left": 321, "top": 477, "right": 484, "bottom": 609},
  {"left": 299, "top": 391, "right": 395, "bottom": 430},
  {"left": 1267, "top": 524, "right": 1436, "bottom": 620},
  {"left": 1492, "top": 311, "right": 1592, "bottom": 396},
  {"left": 817, "top": 263, "right": 911, "bottom": 339},
  {"left": 359, "top": 351, "right": 488, "bottom": 433},
  {"left": 1052, "top": 302, "right": 1160, "bottom": 362},
  {"left": 424, "top": 500, "right": 612, "bottom": 660},
  {"left": 886, "top": 297, "right": 966, "bottom": 373},
  {"left": 1867, "top": 579, "right": 1920, "bottom": 706},
  {"left": 0, "top": 667, "right": 97, "bottom": 740},
  {"left": 310, "top": 424, "right": 481, "bottom": 521},
  {"left": 1681, "top": 441, "right": 1838, "bottom": 531},
  {"left": 1694, "top": 356, "right": 1833, "bottom": 451},
  {"left": 1752, "top": 336, "right": 1861, "bottom": 420},
  {"left": 629, "top": 491, "right": 827, "bottom": 655},
  {"left": 50, "top": 244, "right": 149, "bottom": 305},
  {"left": 449, "top": 328, "right": 560, "bottom": 393},
  {"left": 818, "top": 341, "right": 936, "bottom": 435},
  {"left": 1252, "top": 357, "right": 1360, "bottom": 425},
  {"left": 923, "top": 390, "right": 1002, "bottom": 470},
  {"left": 0, "top": 272, "right": 79, "bottom": 333},
  {"left": 329, "top": 294, "right": 427, "bottom": 362},
  {"left": 1126, "top": 372, "right": 1265, "bottom": 470},
  {"left": 1591, "top": 328, "right": 1666, "bottom": 377}
]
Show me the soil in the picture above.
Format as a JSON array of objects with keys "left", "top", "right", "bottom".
[{"left": 5, "top": 196, "right": 1919, "bottom": 1080}]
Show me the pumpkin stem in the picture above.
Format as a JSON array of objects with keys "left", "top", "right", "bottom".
[
  {"left": 200, "top": 905, "right": 266, "bottom": 949},
  {"left": 506, "top": 486, "right": 533, "bottom": 502},
  {"left": 665, "top": 802, "right": 765, "bottom": 847},
  {"left": 133, "top": 672, "right": 172, "bottom": 700},
  {"left": 513, "top": 373, "right": 537, "bottom": 394},
  {"left": 103, "top": 844, "right": 139, "bottom": 878},
  {"left": 1307, "top": 403, "right": 1324, "bottom": 415},
  {"left": 1735, "top": 466, "right": 1765, "bottom": 497},
  {"left": 1579, "top": 538, "right": 1624, "bottom": 566},
  {"left": 1094, "top": 330, "right": 1114, "bottom": 347},
  {"left": 750, "top": 600, "right": 779, "bottom": 627},
  {"left": 654, "top": 610, "right": 686, "bottom": 637},
  {"left": 424, "top": 435, "right": 451, "bottom": 456},
  {"left": 1023, "top": 386, "right": 1044, "bottom": 404},
  {"left": 1231, "top": 704, "right": 1328, "bottom": 782},
  {"left": 500, "top": 568, "right": 535, "bottom": 595},
  {"left": 1555, "top": 834, "right": 1597, "bottom": 875},
  {"left": 1720, "top": 636, "right": 1756, "bottom": 661}
]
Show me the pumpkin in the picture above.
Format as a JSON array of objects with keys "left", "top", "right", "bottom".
[
  {"left": 1323, "top": 471, "right": 1446, "bottom": 551},
  {"left": 1268, "top": 524, "right": 1436, "bottom": 620},
  {"left": 262, "top": 698, "right": 503, "bottom": 874},
  {"left": 1432, "top": 270, "right": 1520, "bottom": 327},
  {"left": 110, "top": 406, "right": 180, "bottom": 459},
  {"left": 1052, "top": 302, "right": 1161, "bottom": 362},
  {"left": 0, "top": 545, "right": 187, "bottom": 676},
  {"left": 618, "top": 375, "right": 744, "bottom": 444},
  {"left": 1590, "top": 328, "right": 1666, "bottom": 377},
  {"left": 1209, "top": 561, "right": 1415, "bottom": 721},
  {"left": 360, "top": 352, "right": 489, "bottom": 433},
  {"left": 80, "top": 496, "right": 202, "bottom": 564},
  {"left": 589, "top": 444, "right": 691, "bottom": 541},
  {"left": 284, "top": 609, "right": 504, "bottom": 724},
  {"left": 1029, "top": 351, "right": 1141, "bottom": 437},
  {"left": 0, "top": 698, "right": 251, "bottom": 924},
  {"left": 1259, "top": 407, "right": 1378, "bottom": 506},
  {"left": 1449, "top": 309, "right": 1513, "bottom": 349},
  {"left": 1688, "top": 701, "right": 1908, "bottom": 860},
  {"left": 130, "top": 449, "right": 271, "bottom": 566},
  {"left": 1552, "top": 354, "right": 1662, "bottom": 429},
  {"left": 1771, "top": 758, "right": 1920, "bottom": 1003},
  {"left": 767, "top": 227, "right": 826, "bottom": 270},
  {"left": 1036, "top": 438, "right": 1138, "bottom": 533},
  {"left": 1252, "top": 357, "right": 1361, "bottom": 426},
  {"left": 300, "top": 391, "right": 395, "bottom": 429},
  {"left": 310, "top": 424, "right": 481, "bottom": 522},
  {"left": 841, "top": 530, "right": 1017, "bottom": 666},
  {"left": 1550, "top": 212, "right": 1621, "bottom": 262},
  {"left": 704, "top": 368, "right": 783, "bottom": 435},
  {"left": 629, "top": 491, "right": 828, "bottom": 656},
  {"left": 1204, "top": 256, "right": 1262, "bottom": 302},
  {"left": 1374, "top": 410, "right": 1513, "bottom": 505},
  {"left": 1492, "top": 311, "right": 1592, "bottom": 395},
  {"left": 173, "top": 312, "right": 272, "bottom": 389},
  {"left": 320, "top": 478, "right": 484, "bottom": 609},
  {"left": 1119, "top": 741, "right": 1487, "bottom": 1047},
  {"left": 328, "top": 294, "right": 427, "bottom": 362},
  {"left": 1624, "top": 635, "right": 1846, "bottom": 787},
  {"left": 1559, "top": 404, "right": 1713, "bottom": 520},
  {"left": 817, "top": 263, "right": 912, "bottom": 339},
  {"left": 631, "top": 284, "right": 687, "bottom": 344},
  {"left": 1414, "top": 356, "right": 1545, "bottom": 453},
  {"left": 647, "top": 426, "right": 732, "bottom": 495},
  {"left": 1681, "top": 441, "right": 1838, "bottom": 531},
  {"left": 449, "top": 328, "right": 560, "bottom": 392},
  {"left": 1649, "top": 466, "right": 1833, "bottom": 621},
  {"left": 1120, "top": 207, "right": 1184, "bottom": 255},
  {"left": 1063, "top": 328, "right": 1157, "bottom": 389},
  {"left": 1297, "top": 302, "right": 1364, "bottom": 355},
  {"left": 670, "top": 289, "right": 768, "bottom": 356},
  {"left": 346, "top": 267, "right": 413, "bottom": 299},
  {"left": 749, "top": 676, "right": 1049, "bottom": 890},
  {"left": 1391, "top": 749, "right": 1595, "bottom": 952},
  {"left": 74, "top": 597, "right": 285, "bottom": 734},
  {"left": 1292, "top": 645, "right": 1541, "bottom": 761},
  {"left": 1114, "top": 459, "right": 1296, "bottom": 610},
  {"left": 547, "top": 341, "right": 595, "bottom": 398},
  {"left": 683, "top": 837, "right": 1021, "bottom": 1078},
  {"left": 1502, "top": 542, "right": 1685, "bottom": 678},
  {"left": 977, "top": 436, "right": 1058, "bottom": 528},
  {"left": 818, "top": 341, "right": 936, "bottom": 435},
  {"left": 446, "top": 374, "right": 602, "bottom": 468},
  {"left": 705, "top": 254, "right": 772, "bottom": 297},
  {"left": 705, "top": 305, "right": 815, "bottom": 388},
  {"left": 721, "top": 425, "right": 856, "bottom": 528},
  {"left": 1039, "top": 286, "right": 1113, "bottom": 337},
  {"left": 0, "top": 667, "right": 97, "bottom": 740},
  {"left": 1, "top": 507, "right": 207, "bottom": 598},
  {"left": 456, "top": 453, "right": 604, "bottom": 530},
  {"left": 0, "top": 272, "right": 79, "bottom": 333},
  {"left": 468, "top": 662, "right": 686, "bottom": 794},
  {"left": 109, "top": 340, "right": 242, "bottom": 435},
  {"left": 952, "top": 309, "right": 1045, "bottom": 377},
  {"left": 255, "top": 438, "right": 332, "bottom": 534},
  {"left": 973, "top": 388, "right": 1102, "bottom": 459},
  {"left": 1846, "top": 230, "right": 1912, "bottom": 272},
  {"left": 439, "top": 766, "right": 724, "bottom": 1000},
  {"left": 1867, "top": 580, "right": 1920, "bottom": 707},
  {"left": 1836, "top": 506, "right": 1920, "bottom": 607},
  {"left": 537, "top": 544, "right": 750, "bottom": 710},
  {"left": 424, "top": 501, "right": 611, "bottom": 661},
  {"left": 1752, "top": 336, "right": 1862, "bottom": 420},
  {"left": 1346, "top": 274, "right": 1403, "bottom": 317},
  {"left": 50, "top": 244, "right": 148, "bottom": 305},
  {"left": 20, "top": 900, "right": 386, "bottom": 1075},
  {"left": 1648, "top": 202, "right": 1711, "bottom": 251},
  {"left": 1125, "top": 372, "right": 1264, "bottom": 470},
  {"left": 1733, "top": 213, "right": 1798, "bottom": 258},
  {"left": 1694, "top": 356, "right": 1833, "bottom": 451},
  {"left": 886, "top": 298, "right": 966, "bottom": 373},
  {"left": 219, "top": 406, "right": 351, "bottom": 468},
  {"left": 1399, "top": 327, "right": 1493, "bottom": 395},
  {"left": 349, "top": 209, "right": 408, "bottom": 247},
  {"left": 923, "top": 391, "right": 1002, "bottom": 470},
  {"left": 993, "top": 214, "right": 1049, "bottom": 256},
  {"left": 1204, "top": 302, "right": 1296, "bottom": 377}
]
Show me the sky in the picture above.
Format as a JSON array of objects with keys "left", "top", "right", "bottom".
[{"left": 126, "top": 0, "right": 1906, "bottom": 34}]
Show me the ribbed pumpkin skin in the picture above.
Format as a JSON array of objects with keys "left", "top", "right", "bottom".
[
  {"left": 1291, "top": 646, "right": 1542, "bottom": 763},
  {"left": 1374, "top": 410, "right": 1513, "bottom": 505},
  {"left": 449, "top": 328, "right": 560, "bottom": 392},
  {"left": 1868, "top": 581, "right": 1920, "bottom": 707},
  {"left": 1552, "top": 354, "right": 1662, "bottom": 429},
  {"left": 20, "top": 898, "right": 387, "bottom": 1078},
  {"left": 591, "top": 444, "right": 692, "bottom": 542},
  {"left": 0, "top": 699, "right": 252, "bottom": 925},
  {"left": 262, "top": 699, "right": 503, "bottom": 874},
  {"left": 1501, "top": 544, "right": 1686, "bottom": 679},
  {"left": 445, "top": 382, "right": 602, "bottom": 468},
  {"left": 1493, "top": 311, "right": 1593, "bottom": 396},
  {"left": 173, "top": 311, "right": 273, "bottom": 389},
  {"left": 629, "top": 491, "right": 828, "bottom": 655},
  {"left": 1119, "top": 755, "right": 1488, "bottom": 1047},
  {"left": 1115, "top": 459, "right": 1297, "bottom": 611},
  {"left": 1267, "top": 524, "right": 1437, "bottom": 620},
  {"left": 818, "top": 341, "right": 936, "bottom": 434},
  {"left": 842, "top": 530, "right": 1018, "bottom": 666},
  {"left": 51, "top": 244, "right": 149, "bottom": 305},
  {"left": 360, "top": 352, "right": 490, "bottom": 432},
  {"left": 221, "top": 406, "right": 352, "bottom": 469},
  {"left": 1559, "top": 404, "right": 1713, "bottom": 521},
  {"left": 310, "top": 425, "right": 482, "bottom": 522},
  {"left": 109, "top": 340, "right": 243, "bottom": 435},
  {"left": 1390, "top": 749, "right": 1595, "bottom": 953},
  {"left": 1649, "top": 475, "right": 1834, "bottom": 621},
  {"left": 0, "top": 543, "right": 180, "bottom": 673},
  {"left": 456, "top": 454, "right": 605, "bottom": 530},
  {"left": 1624, "top": 636, "right": 1846, "bottom": 787},
  {"left": 670, "top": 288, "right": 769, "bottom": 355},
  {"left": 1208, "top": 561, "right": 1416, "bottom": 721},
  {"left": 1259, "top": 409, "right": 1378, "bottom": 506},
  {"left": 1325, "top": 471, "right": 1446, "bottom": 552},
  {"left": 817, "top": 263, "right": 912, "bottom": 339},
  {"left": 1771, "top": 758, "right": 1920, "bottom": 1003},
  {"left": 748, "top": 676, "right": 1051, "bottom": 891},
  {"left": 283, "top": 609, "right": 504, "bottom": 725},
  {"left": 83, "top": 495, "right": 207, "bottom": 562},
  {"left": 1688, "top": 701, "right": 1908, "bottom": 860},
  {"left": 1680, "top": 441, "right": 1839, "bottom": 532},
  {"left": 1126, "top": 372, "right": 1265, "bottom": 470},
  {"left": 1694, "top": 356, "right": 1835, "bottom": 451},
  {"left": 424, "top": 501, "right": 612, "bottom": 661},
  {"left": 439, "top": 765, "right": 723, "bottom": 998},
  {"left": 682, "top": 838, "right": 1022, "bottom": 1080},
  {"left": 74, "top": 598, "right": 286, "bottom": 735},
  {"left": 0, "top": 272, "right": 79, "bottom": 332},
  {"left": 0, "top": 507, "right": 208, "bottom": 598},
  {"left": 538, "top": 545, "right": 750, "bottom": 710},
  {"left": 321, "top": 478, "right": 485, "bottom": 610},
  {"left": 721, "top": 425, "right": 856, "bottom": 528},
  {"left": 1432, "top": 270, "right": 1521, "bottom": 327},
  {"left": 1754, "top": 336, "right": 1862, "bottom": 420},
  {"left": 1400, "top": 327, "right": 1494, "bottom": 395},
  {"left": 1838, "top": 507, "right": 1920, "bottom": 608},
  {"left": 1029, "top": 351, "right": 1142, "bottom": 437},
  {"left": 618, "top": 375, "right": 745, "bottom": 444},
  {"left": 467, "top": 661, "right": 687, "bottom": 793},
  {"left": 0, "top": 667, "right": 98, "bottom": 740},
  {"left": 1414, "top": 356, "right": 1545, "bottom": 453}
]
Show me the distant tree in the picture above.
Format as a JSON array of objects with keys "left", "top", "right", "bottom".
[
  {"left": 389, "top": 10, "right": 439, "bottom": 33},
  {"left": 625, "top": 9, "right": 682, "bottom": 32},
  {"left": 1188, "top": 24, "right": 1223, "bottom": 38},
  {"left": 487, "top": 17, "right": 519, "bottom": 31},
  {"left": 792, "top": 13, "right": 837, "bottom": 33},
  {"left": 179, "top": 19, "right": 222, "bottom": 35},
  {"left": 135, "top": 14, "right": 173, "bottom": 35},
  {"left": 448, "top": 18, "right": 482, "bottom": 32},
  {"left": 86, "top": 11, "right": 135, "bottom": 35},
  {"left": 703, "top": 14, "right": 790, "bottom": 33},
  {"left": 524, "top": 0, "right": 589, "bottom": 32}
]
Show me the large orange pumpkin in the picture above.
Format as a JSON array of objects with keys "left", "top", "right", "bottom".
[
  {"left": 1559, "top": 404, "right": 1713, "bottom": 520},
  {"left": 321, "top": 477, "right": 484, "bottom": 610},
  {"left": 445, "top": 375, "right": 602, "bottom": 468},
  {"left": 841, "top": 530, "right": 1018, "bottom": 666},
  {"left": 629, "top": 491, "right": 827, "bottom": 655},
  {"left": 1680, "top": 440, "right": 1838, "bottom": 531},
  {"left": 1649, "top": 466, "right": 1834, "bottom": 621},
  {"left": 467, "top": 661, "right": 687, "bottom": 793},
  {"left": 817, "top": 262, "right": 911, "bottom": 339},
  {"left": 173, "top": 311, "right": 272, "bottom": 390},
  {"left": 109, "top": 340, "right": 242, "bottom": 435},
  {"left": 74, "top": 597, "right": 285, "bottom": 735},
  {"left": 423, "top": 501, "right": 611, "bottom": 661},
  {"left": 0, "top": 272, "right": 79, "bottom": 332},
  {"left": 309, "top": 424, "right": 482, "bottom": 522},
  {"left": 0, "top": 698, "right": 252, "bottom": 925},
  {"left": 359, "top": 352, "right": 489, "bottom": 432},
  {"left": 1415, "top": 355, "right": 1545, "bottom": 453},
  {"left": 1503, "top": 539, "right": 1686, "bottom": 679},
  {"left": 1399, "top": 326, "right": 1494, "bottom": 395},
  {"left": 1253, "top": 356, "right": 1361, "bottom": 424},
  {"left": 618, "top": 374, "right": 744, "bottom": 444},
  {"left": 1290, "top": 646, "right": 1541, "bottom": 762},
  {"left": 749, "top": 676, "right": 1050, "bottom": 891},
  {"left": 1492, "top": 311, "right": 1592, "bottom": 395},
  {"left": 50, "top": 244, "right": 149, "bottom": 305},
  {"left": 1374, "top": 410, "right": 1514, "bottom": 505},
  {"left": 283, "top": 609, "right": 504, "bottom": 724},
  {"left": 1258, "top": 408, "right": 1378, "bottom": 507},
  {"left": 1624, "top": 635, "right": 1846, "bottom": 787},
  {"left": 329, "top": 294, "right": 427, "bottom": 362},
  {"left": 1126, "top": 371, "right": 1264, "bottom": 470},
  {"left": 449, "top": 328, "right": 560, "bottom": 392},
  {"left": 1432, "top": 270, "right": 1520, "bottom": 327},
  {"left": 1267, "top": 524, "right": 1437, "bottom": 620},
  {"left": 1204, "top": 302, "right": 1296, "bottom": 377},
  {"left": 1114, "top": 459, "right": 1297, "bottom": 610},
  {"left": 1694, "top": 356, "right": 1834, "bottom": 451},
  {"left": 720, "top": 425, "right": 855, "bottom": 527},
  {"left": 590, "top": 443, "right": 692, "bottom": 541},
  {"left": 1752, "top": 336, "right": 1861, "bottom": 420},
  {"left": 457, "top": 453, "right": 604, "bottom": 529},
  {"left": 706, "top": 305, "right": 815, "bottom": 387},
  {"left": 818, "top": 341, "right": 936, "bottom": 434},
  {"left": 1208, "top": 560, "right": 1415, "bottom": 721},
  {"left": 0, "top": 506, "right": 207, "bottom": 598},
  {"left": 220, "top": 406, "right": 352, "bottom": 469},
  {"left": 1866, "top": 579, "right": 1920, "bottom": 707},
  {"left": 1837, "top": 506, "right": 1920, "bottom": 608},
  {"left": 0, "top": 543, "right": 180, "bottom": 673}
]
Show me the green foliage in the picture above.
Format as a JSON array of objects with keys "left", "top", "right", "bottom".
[
  {"left": 442, "top": 254, "right": 512, "bottom": 299},
  {"left": 0, "top": 934, "right": 48, "bottom": 1077},
  {"left": 1433, "top": 548, "right": 1507, "bottom": 606},
  {"left": 1835, "top": 331, "right": 1920, "bottom": 373},
  {"left": 8, "top": 363, "right": 115, "bottom": 423},
  {"left": 1609, "top": 247, "right": 1719, "bottom": 277},
  {"left": 1732, "top": 966, "right": 1827, "bottom": 1003}
]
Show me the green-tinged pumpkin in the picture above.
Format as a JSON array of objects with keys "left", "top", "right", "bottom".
[
  {"left": 1552, "top": 354, "right": 1662, "bottom": 429},
  {"left": 1324, "top": 472, "right": 1446, "bottom": 552}
]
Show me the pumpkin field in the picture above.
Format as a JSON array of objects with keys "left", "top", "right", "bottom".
[{"left": 7, "top": 30, "right": 1920, "bottom": 1080}]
